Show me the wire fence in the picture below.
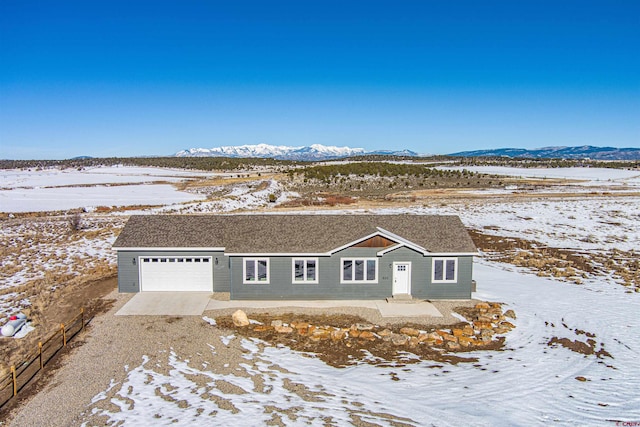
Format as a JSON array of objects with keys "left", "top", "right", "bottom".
[{"left": 0, "top": 308, "right": 91, "bottom": 409}]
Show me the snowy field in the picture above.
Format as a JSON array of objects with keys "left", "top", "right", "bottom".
[
  {"left": 80, "top": 167, "right": 639, "bottom": 425},
  {"left": 0, "top": 168, "right": 293, "bottom": 322},
  {"left": 0, "top": 166, "right": 212, "bottom": 212},
  {"left": 2, "top": 165, "right": 639, "bottom": 424},
  {"left": 415, "top": 197, "right": 640, "bottom": 253},
  {"left": 440, "top": 166, "right": 640, "bottom": 187},
  {"left": 0, "top": 166, "right": 211, "bottom": 188},
  {"left": 0, "top": 184, "right": 207, "bottom": 213},
  {"left": 85, "top": 260, "right": 640, "bottom": 426}
]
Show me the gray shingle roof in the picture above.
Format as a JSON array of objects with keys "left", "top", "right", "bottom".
[{"left": 113, "top": 214, "right": 477, "bottom": 254}]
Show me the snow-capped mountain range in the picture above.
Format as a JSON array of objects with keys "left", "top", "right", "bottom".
[
  {"left": 450, "top": 145, "right": 640, "bottom": 160},
  {"left": 175, "top": 144, "right": 639, "bottom": 161},
  {"left": 176, "top": 144, "right": 417, "bottom": 161}
]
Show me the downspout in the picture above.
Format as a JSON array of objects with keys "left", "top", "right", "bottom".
[{"left": 229, "top": 257, "right": 233, "bottom": 300}]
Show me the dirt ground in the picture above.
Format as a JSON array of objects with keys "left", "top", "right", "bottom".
[
  {"left": 216, "top": 312, "right": 506, "bottom": 368},
  {"left": 2, "top": 167, "right": 637, "bottom": 422},
  {"left": 469, "top": 229, "right": 639, "bottom": 290},
  {"left": 0, "top": 275, "right": 117, "bottom": 386}
]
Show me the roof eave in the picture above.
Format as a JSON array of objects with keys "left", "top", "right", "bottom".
[{"left": 113, "top": 247, "right": 226, "bottom": 252}]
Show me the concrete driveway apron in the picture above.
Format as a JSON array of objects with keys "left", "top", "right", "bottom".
[{"left": 116, "top": 292, "right": 211, "bottom": 316}]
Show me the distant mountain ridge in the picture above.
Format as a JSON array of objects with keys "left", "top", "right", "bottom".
[
  {"left": 175, "top": 144, "right": 638, "bottom": 161},
  {"left": 450, "top": 146, "right": 640, "bottom": 160},
  {"left": 176, "top": 144, "right": 418, "bottom": 161}
]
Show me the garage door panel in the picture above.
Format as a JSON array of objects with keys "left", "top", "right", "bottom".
[{"left": 140, "top": 257, "right": 212, "bottom": 291}]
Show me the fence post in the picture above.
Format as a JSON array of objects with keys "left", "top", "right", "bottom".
[
  {"left": 39, "top": 342, "right": 43, "bottom": 369},
  {"left": 11, "top": 366, "right": 16, "bottom": 396},
  {"left": 81, "top": 307, "right": 85, "bottom": 332},
  {"left": 61, "top": 323, "right": 66, "bottom": 347}
]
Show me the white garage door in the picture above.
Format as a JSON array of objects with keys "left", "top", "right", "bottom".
[{"left": 140, "top": 256, "right": 213, "bottom": 291}]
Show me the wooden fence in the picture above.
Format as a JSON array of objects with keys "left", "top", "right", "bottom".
[{"left": 0, "top": 308, "right": 92, "bottom": 409}]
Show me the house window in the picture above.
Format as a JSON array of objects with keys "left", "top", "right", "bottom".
[
  {"left": 432, "top": 258, "right": 457, "bottom": 283},
  {"left": 292, "top": 258, "right": 318, "bottom": 284},
  {"left": 341, "top": 258, "right": 377, "bottom": 283},
  {"left": 244, "top": 258, "right": 270, "bottom": 284}
]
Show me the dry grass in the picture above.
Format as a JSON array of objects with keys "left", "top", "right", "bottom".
[
  {"left": 0, "top": 215, "right": 125, "bottom": 320},
  {"left": 278, "top": 194, "right": 357, "bottom": 208}
]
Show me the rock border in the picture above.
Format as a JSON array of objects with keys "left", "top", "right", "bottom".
[{"left": 220, "top": 301, "right": 516, "bottom": 366}]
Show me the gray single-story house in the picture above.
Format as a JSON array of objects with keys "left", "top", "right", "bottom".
[{"left": 112, "top": 214, "right": 477, "bottom": 300}]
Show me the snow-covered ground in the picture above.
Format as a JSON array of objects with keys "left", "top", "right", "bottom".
[
  {"left": 0, "top": 166, "right": 295, "bottom": 213},
  {"left": 2, "top": 165, "right": 639, "bottom": 423},
  {"left": 0, "top": 168, "right": 294, "bottom": 321},
  {"left": 0, "top": 166, "right": 212, "bottom": 188},
  {"left": 78, "top": 166, "right": 640, "bottom": 425},
  {"left": 156, "top": 179, "right": 297, "bottom": 214},
  {"left": 0, "top": 216, "right": 123, "bottom": 319},
  {"left": 0, "top": 166, "right": 214, "bottom": 212},
  {"left": 440, "top": 166, "right": 640, "bottom": 187},
  {"left": 85, "top": 260, "right": 640, "bottom": 426},
  {"left": 0, "top": 184, "right": 208, "bottom": 213},
  {"left": 415, "top": 197, "right": 640, "bottom": 253}
]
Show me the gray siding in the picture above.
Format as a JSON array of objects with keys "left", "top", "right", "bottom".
[
  {"left": 423, "top": 255, "right": 474, "bottom": 299},
  {"left": 231, "top": 248, "right": 390, "bottom": 300},
  {"left": 117, "top": 248, "right": 473, "bottom": 299},
  {"left": 115, "top": 250, "right": 227, "bottom": 293},
  {"left": 117, "top": 251, "right": 140, "bottom": 293},
  {"left": 212, "top": 253, "right": 230, "bottom": 292},
  {"left": 229, "top": 247, "right": 474, "bottom": 300}
]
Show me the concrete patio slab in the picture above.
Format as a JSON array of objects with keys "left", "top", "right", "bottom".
[
  {"left": 116, "top": 292, "right": 212, "bottom": 316},
  {"left": 205, "top": 299, "right": 443, "bottom": 318},
  {"left": 375, "top": 301, "right": 443, "bottom": 317}
]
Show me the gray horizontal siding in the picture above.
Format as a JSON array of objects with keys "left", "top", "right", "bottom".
[
  {"left": 423, "top": 255, "right": 473, "bottom": 299},
  {"left": 230, "top": 247, "right": 474, "bottom": 300},
  {"left": 117, "top": 252, "right": 140, "bottom": 293},
  {"left": 117, "top": 248, "right": 474, "bottom": 299},
  {"left": 116, "top": 250, "right": 226, "bottom": 293},
  {"left": 231, "top": 248, "right": 392, "bottom": 300},
  {"left": 212, "top": 254, "right": 231, "bottom": 292}
]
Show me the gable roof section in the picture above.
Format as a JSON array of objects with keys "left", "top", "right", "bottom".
[{"left": 113, "top": 214, "right": 477, "bottom": 254}]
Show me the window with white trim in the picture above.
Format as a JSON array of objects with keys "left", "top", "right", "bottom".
[
  {"left": 341, "top": 258, "right": 377, "bottom": 283},
  {"left": 244, "top": 258, "right": 270, "bottom": 284},
  {"left": 432, "top": 258, "right": 457, "bottom": 283},
  {"left": 292, "top": 258, "right": 318, "bottom": 284}
]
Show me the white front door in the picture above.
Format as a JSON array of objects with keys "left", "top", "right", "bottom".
[{"left": 392, "top": 262, "right": 411, "bottom": 295}]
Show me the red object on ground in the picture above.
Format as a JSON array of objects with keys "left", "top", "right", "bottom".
[{"left": 9, "top": 316, "right": 18, "bottom": 320}]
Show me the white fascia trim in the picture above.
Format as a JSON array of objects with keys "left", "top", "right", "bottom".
[
  {"left": 114, "top": 247, "right": 226, "bottom": 252},
  {"left": 376, "top": 246, "right": 478, "bottom": 257},
  {"left": 427, "top": 252, "right": 478, "bottom": 257},
  {"left": 225, "top": 252, "right": 329, "bottom": 257},
  {"left": 376, "top": 227, "right": 427, "bottom": 252},
  {"left": 377, "top": 243, "right": 405, "bottom": 256},
  {"left": 328, "top": 231, "right": 383, "bottom": 254},
  {"left": 376, "top": 241, "right": 427, "bottom": 256},
  {"left": 376, "top": 243, "right": 412, "bottom": 256}
]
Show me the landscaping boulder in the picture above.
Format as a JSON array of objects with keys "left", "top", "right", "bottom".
[
  {"left": 446, "top": 341, "right": 461, "bottom": 350},
  {"left": 355, "top": 323, "right": 374, "bottom": 331},
  {"left": 331, "top": 329, "right": 347, "bottom": 341},
  {"left": 232, "top": 310, "right": 250, "bottom": 327},
  {"left": 359, "top": 331, "right": 376, "bottom": 341},
  {"left": 400, "top": 327, "right": 420, "bottom": 337},
  {"left": 391, "top": 334, "right": 409, "bottom": 346}
]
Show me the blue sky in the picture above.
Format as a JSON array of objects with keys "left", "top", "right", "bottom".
[{"left": 1, "top": 0, "right": 638, "bottom": 159}]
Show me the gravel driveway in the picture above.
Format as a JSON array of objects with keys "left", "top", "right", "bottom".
[{"left": 3, "top": 291, "right": 472, "bottom": 426}]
